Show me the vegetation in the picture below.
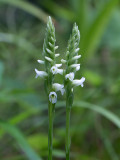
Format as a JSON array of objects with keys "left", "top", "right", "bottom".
[{"left": 0, "top": 0, "right": 120, "bottom": 160}]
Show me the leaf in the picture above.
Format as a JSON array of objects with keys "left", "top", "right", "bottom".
[
  {"left": 0, "top": 120, "right": 42, "bottom": 160},
  {"left": 0, "top": 0, "right": 48, "bottom": 23},
  {"left": 73, "top": 101, "right": 120, "bottom": 128},
  {"left": 81, "top": 0, "right": 119, "bottom": 57}
]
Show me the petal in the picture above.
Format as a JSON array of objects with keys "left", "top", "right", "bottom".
[
  {"left": 37, "top": 60, "right": 44, "bottom": 64},
  {"left": 35, "top": 69, "right": 48, "bottom": 78}
]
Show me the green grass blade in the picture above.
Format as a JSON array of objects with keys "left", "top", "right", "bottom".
[
  {"left": 74, "top": 101, "right": 120, "bottom": 128},
  {"left": 81, "top": 0, "right": 119, "bottom": 57},
  {"left": 0, "top": 0, "right": 48, "bottom": 23},
  {"left": 0, "top": 120, "right": 42, "bottom": 160}
]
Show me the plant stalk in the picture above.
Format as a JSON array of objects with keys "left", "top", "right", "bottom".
[
  {"left": 66, "top": 101, "right": 71, "bottom": 160},
  {"left": 48, "top": 102, "right": 55, "bottom": 160}
]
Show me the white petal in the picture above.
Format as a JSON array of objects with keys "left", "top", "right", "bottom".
[
  {"left": 51, "top": 66, "right": 63, "bottom": 75},
  {"left": 35, "top": 69, "right": 48, "bottom": 78},
  {"left": 55, "top": 46, "right": 58, "bottom": 50},
  {"left": 57, "top": 69, "right": 63, "bottom": 75},
  {"left": 61, "top": 59, "right": 66, "bottom": 63},
  {"left": 53, "top": 83, "right": 65, "bottom": 95},
  {"left": 49, "top": 92, "right": 57, "bottom": 104},
  {"left": 51, "top": 36, "right": 54, "bottom": 42},
  {"left": 46, "top": 48, "right": 53, "bottom": 54},
  {"left": 45, "top": 56, "right": 53, "bottom": 62},
  {"left": 65, "top": 72, "right": 74, "bottom": 81},
  {"left": 49, "top": 42, "right": 53, "bottom": 47},
  {"left": 51, "top": 66, "right": 58, "bottom": 74},
  {"left": 55, "top": 64, "right": 62, "bottom": 67},
  {"left": 70, "top": 64, "right": 80, "bottom": 69},
  {"left": 75, "top": 65, "right": 80, "bottom": 71},
  {"left": 72, "top": 77, "right": 85, "bottom": 87},
  {"left": 55, "top": 54, "right": 60, "bottom": 57},
  {"left": 75, "top": 48, "right": 80, "bottom": 52},
  {"left": 72, "top": 55, "right": 81, "bottom": 60},
  {"left": 37, "top": 60, "right": 44, "bottom": 64}
]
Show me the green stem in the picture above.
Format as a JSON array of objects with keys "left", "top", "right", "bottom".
[
  {"left": 66, "top": 101, "right": 71, "bottom": 160},
  {"left": 48, "top": 102, "right": 55, "bottom": 160}
]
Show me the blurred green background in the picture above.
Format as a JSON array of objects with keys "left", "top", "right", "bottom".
[{"left": 0, "top": 0, "right": 120, "bottom": 160}]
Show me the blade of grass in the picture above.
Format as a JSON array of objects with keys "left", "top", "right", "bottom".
[
  {"left": 81, "top": 0, "right": 119, "bottom": 57},
  {"left": 0, "top": 120, "right": 42, "bottom": 160},
  {"left": 73, "top": 101, "right": 120, "bottom": 128},
  {"left": 0, "top": 0, "right": 48, "bottom": 23}
]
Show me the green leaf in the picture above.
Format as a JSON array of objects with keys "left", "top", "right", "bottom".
[
  {"left": 0, "top": 120, "right": 42, "bottom": 160},
  {"left": 73, "top": 101, "right": 120, "bottom": 128},
  {"left": 81, "top": 0, "right": 119, "bottom": 57},
  {"left": 0, "top": 0, "right": 48, "bottom": 23}
]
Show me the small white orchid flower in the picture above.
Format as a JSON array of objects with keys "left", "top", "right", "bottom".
[
  {"left": 72, "top": 77, "right": 85, "bottom": 87},
  {"left": 51, "top": 66, "right": 58, "bottom": 74},
  {"left": 55, "top": 46, "right": 58, "bottom": 50},
  {"left": 35, "top": 69, "right": 48, "bottom": 78},
  {"left": 51, "top": 66, "right": 63, "bottom": 75},
  {"left": 70, "top": 64, "right": 80, "bottom": 69},
  {"left": 53, "top": 83, "right": 65, "bottom": 95},
  {"left": 37, "top": 60, "right": 45, "bottom": 64},
  {"left": 65, "top": 72, "right": 74, "bottom": 81},
  {"left": 49, "top": 42, "right": 53, "bottom": 47},
  {"left": 45, "top": 56, "right": 53, "bottom": 62},
  {"left": 46, "top": 48, "right": 53, "bottom": 54},
  {"left": 75, "top": 48, "right": 80, "bottom": 52},
  {"left": 61, "top": 59, "right": 66, "bottom": 63},
  {"left": 57, "top": 69, "right": 63, "bottom": 75},
  {"left": 55, "top": 64, "right": 62, "bottom": 67},
  {"left": 55, "top": 54, "right": 60, "bottom": 57},
  {"left": 49, "top": 92, "right": 57, "bottom": 104},
  {"left": 72, "top": 55, "right": 81, "bottom": 61},
  {"left": 75, "top": 64, "right": 80, "bottom": 71}
]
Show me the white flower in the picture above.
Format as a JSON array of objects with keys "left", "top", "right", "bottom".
[
  {"left": 70, "top": 64, "right": 80, "bottom": 69},
  {"left": 49, "top": 92, "right": 57, "bottom": 104},
  {"left": 65, "top": 72, "right": 74, "bottom": 81},
  {"left": 45, "top": 56, "right": 53, "bottom": 62},
  {"left": 72, "top": 55, "right": 81, "bottom": 61},
  {"left": 75, "top": 48, "right": 80, "bottom": 52},
  {"left": 55, "top": 46, "right": 58, "bottom": 50},
  {"left": 55, "top": 64, "right": 62, "bottom": 67},
  {"left": 57, "top": 69, "right": 63, "bottom": 75},
  {"left": 61, "top": 59, "right": 66, "bottom": 63},
  {"left": 46, "top": 48, "right": 53, "bottom": 54},
  {"left": 72, "top": 77, "right": 85, "bottom": 87},
  {"left": 35, "top": 69, "right": 48, "bottom": 78},
  {"left": 51, "top": 66, "right": 58, "bottom": 74},
  {"left": 49, "top": 42, "right": 53, "bottom": 47},
  {"left": 55, "top": 54, "right": 60, "bottom": 57},
  {"left": 51, "top": 66, "right": 63, "bottom": 75},
  {"left": 53, "top": 83, "right": 65, "bottom": 95},
  {"left": 75, "top": 64, "right": 80, "bottom": 71},
  {"left": 37, "top": 60, "right": 44, "bottom": 64}
]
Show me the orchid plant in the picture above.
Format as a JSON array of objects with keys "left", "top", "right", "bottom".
[{"left": 35, "top": 16, "right": 85, "bottom": 160}]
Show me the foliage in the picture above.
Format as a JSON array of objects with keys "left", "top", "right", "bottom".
[{"left": 0, "top": 0, "right": 120, "bottom": 160}]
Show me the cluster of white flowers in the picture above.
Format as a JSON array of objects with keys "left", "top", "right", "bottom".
[
  {"left": 35, "top": 16, "right": 65, "bottom": 104},
  {"left": 35, "top": 17, "right": 85, "bottom": 104}
]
